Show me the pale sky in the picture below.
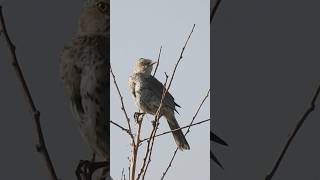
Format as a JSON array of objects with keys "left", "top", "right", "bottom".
[{"left": 110, "top": 0, "right": 210, "bottom": 179}]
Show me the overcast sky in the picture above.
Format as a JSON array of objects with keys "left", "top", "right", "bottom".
[{"left": 111, "top": 0, "right": 210, "bottom": 179}]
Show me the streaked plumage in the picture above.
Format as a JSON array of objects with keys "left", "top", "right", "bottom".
[
  {"left": 128, "top": 58, "right": 190, "bottom": 150},
  {"left": 60, "top": 0, "right": 110, "bottom": 166}
]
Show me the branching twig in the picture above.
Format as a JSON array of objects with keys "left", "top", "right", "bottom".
[
  {"left": 265, "top": 85, "right": 320, "bottom": 180},
  {"left": 0, "top": 6, "right": 59, "bottom": 180},
  {"left": 161, "top": 89, "right": 210, "bottom": 180},
  {"left": 152, "top": 46, "right": 162, "bottom": 77},
  {"left": 140, "top": 118, "right": 211, "bottom": 143},
  {"left": 110, "top": 64, "right": 135, "bottom": 142},
  {"left": 110, "top": 120, "right": 131, "bottom": 135},
  {"left": 130, "top": 114, "right": 143, "bottom": 180},
  {"left": 138, "top": 74, "right": 169, "bottom": 180},
  {"left": 140, "top": 25, "right": 196, "bottom": 180}
]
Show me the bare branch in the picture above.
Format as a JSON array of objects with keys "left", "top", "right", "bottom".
[
  {"left": 140, "top": 118, "right": 211, "bottom": 143},
  {"left": 140, "top": 25, "right": 196, "bottom": 180},
  {"left": 167, "top": 24, "right": 195, "bottom": 90},
  {"left": 185, "top": 89, "right": 210, "bottom": 135},
  {"left": 110, "top": 120, "right": 131, "bottom": 135},
  {"left": 110, "top": 64, "right": 135, "bottom": 142},
  {"left": 0, "top": 6, "right": 59, "bottom": 180},
  {"left": 140, "top": 74, "right": 169, "bottom": 180},
  {"left": 265, "top": 85, "right": 320, "bottom": 180},
  {"left": 130, "top": 114, "right": 144, "bottom": 180},
  {"left": 152, "top": 46, "right": 162, "bottom": 77},
  {"left": 161, "top": 89, "right": 210, "bottom": 180}
]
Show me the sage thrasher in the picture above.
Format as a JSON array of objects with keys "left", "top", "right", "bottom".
[
  {"left": 128, "top": 58, "right": 190, "bottom": 150},
  {"left": 59, "top": 0, "right": 110, "bottom": 177}
]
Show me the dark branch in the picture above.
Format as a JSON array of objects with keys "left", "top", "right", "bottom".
[
  {"left": 211, "top": 0, "right": 222, "bottom": 23},
  {"left": 0, "top": 6, "right": 59, "bottom": 180},
  {"left": 265, "top": 85, "right": 320, "bottom": 180}
]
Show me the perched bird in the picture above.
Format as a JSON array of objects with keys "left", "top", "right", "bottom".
[
  {"left": 128, "top": 58, "right": 190, "bottom": 150},
  {"left": 59, "top": 0, "right": 110, "bottom": 178}
]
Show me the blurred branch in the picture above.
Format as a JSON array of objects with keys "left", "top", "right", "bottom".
[
  {"left": 161, "top": 89, "right": 210, "bottom": 180},
  {"left": 265, "top": 85, "right": 320, "bottom": 180},
  {"left": 0, "top": 6, "right": 59, "bottom": 180},
  {"left": 211, "top": 0, "right": 222, "bottom": 23}
]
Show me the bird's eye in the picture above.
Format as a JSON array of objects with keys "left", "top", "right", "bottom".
[{"left": 97, "top": 2, "right": 108, "bottom": 13}]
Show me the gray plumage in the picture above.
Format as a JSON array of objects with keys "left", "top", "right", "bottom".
[
  {"left": 60, "top": 0, "right": 110, "bottom": 164},
  {"left": 128, "top": 58, "right": 190, "bottom": 150}
]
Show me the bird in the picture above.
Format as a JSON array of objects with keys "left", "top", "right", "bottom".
[
  {"left": 128, "top": 58, "right": 190, "bottom": 150},
  {"left": 59, "top": 0, "right": 110, "bottom": 178}
]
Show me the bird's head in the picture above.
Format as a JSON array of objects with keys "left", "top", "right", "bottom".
[
  {"left": 133, "top": 58, "right": 157, "bottom": 75},
  {"left": 78, "top": 0, "right": 109, "bottom": 36}
]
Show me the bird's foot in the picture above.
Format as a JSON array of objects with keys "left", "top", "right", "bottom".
[
  {"left": 75, "top": 160, "right": 108, "bottom": 180},
  {"left": 134, "top": 112, "right": 145, "bottom": 122}
]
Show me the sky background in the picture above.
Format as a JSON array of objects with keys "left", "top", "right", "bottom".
[
  {"left": 212, "top": 0, "right": 320, "bottom": 179},
  {"left": 110, "top": 0, "right": 210, "bottom": 180}
]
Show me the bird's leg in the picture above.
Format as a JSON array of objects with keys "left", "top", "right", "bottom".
[
  {"left": 75, "top": 160, "right": 91, "bottom": 180},
  {"left": 134, "top": 111, "right": 145, "bottom": 122},
  {"left": 75, "top": 159, "right": 107, "bottom": 180}
]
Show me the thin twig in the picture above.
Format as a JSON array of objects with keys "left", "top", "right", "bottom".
[
  {"left": 210, "top": 0, "right": 222, "bottom": 23},
  {"left": 110, "top": 120, "right": 131, "bottom": 135},
  {"left": 167, "top": 24, "right": 195, "bottom": 90},
  {"left": 140, "top": 74, "right": 169, "bottom": 180},
  {"left": 141, "top": 25, "right": 196, "bottom": 180},
  {"left": 140, "top": 118, "right": 211, "bottom": 143},
  {"left": 152, "top": 46, "right": 162, "bottom": 77},
  {"left": 121, "top": 168, "right": 126, "bottom": 180},
  {"left": 265, "top": 85, "right": 320, "bottom": 180},
  {"left": 110, "top": 64, "right": 135, "bottom": 142},
  {"left": 130, "top": 114, "right": 143, "bottom": 180},
  {"left": 185, "top": 89, "right": 210, "bottom": 135},
  {"left": 161, "top": 89, "right": 210, "bottom": 180},
  {"left": 0, "top": 6, "right": 59, "bottom": 180}
]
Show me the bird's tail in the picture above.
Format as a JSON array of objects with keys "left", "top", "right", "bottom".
[{"left": 165, "top": 114, "right": 190, "bottom": 150}]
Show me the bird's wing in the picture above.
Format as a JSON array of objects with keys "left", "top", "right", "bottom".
[
  {"left": 60, "top": 40, "right": 86, "bottom": 120},
  {"left": 145, "top": 76, "right": 180, "bottom": 112}
]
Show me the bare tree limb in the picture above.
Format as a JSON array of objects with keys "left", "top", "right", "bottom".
[
  {"left": 110, "top": 120, "right": 131, "bottom": 135},
  {"left": 110, "top": 64, "right": 135, "bottom": 142},
  {"left": 152, "top": 46, "right": 162, "bottom": 77},
  {"left": 161, "top": 89, "right": 210, "bottom": 180},
  {"left": 265, "top": 85, "right": 320, "bottom": 180},
  {"left": 140, "top": 25, "right": 196, "bottom": 180},
  {"left": 0, "top": 6, "right": 59, "bottom": 180}
]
